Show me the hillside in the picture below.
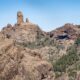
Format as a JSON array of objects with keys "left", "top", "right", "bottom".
[{"left": 0, "top": 11, "right": 80, "bottom": 80}]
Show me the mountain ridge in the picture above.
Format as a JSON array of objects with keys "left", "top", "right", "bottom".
[{"left": 0, "top": 11, "right": 80, "bottom": 80}]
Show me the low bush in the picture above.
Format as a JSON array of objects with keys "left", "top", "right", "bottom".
[{"left": 75, "top": 37, "right": 80, "bottom": 46}]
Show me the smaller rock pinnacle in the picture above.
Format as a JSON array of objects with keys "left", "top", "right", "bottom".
[{"left": 26, "top": 18, "right": 30, "bottom": 23}]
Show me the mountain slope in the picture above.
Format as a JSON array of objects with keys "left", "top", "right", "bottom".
[{"left": 0, "top": 11, "right": 80, "bottom": 80}]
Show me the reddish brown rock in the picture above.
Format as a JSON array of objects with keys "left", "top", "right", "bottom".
[
  {"left": 17, "top": 11, "right": 24, "bottom": 25},
  {"left": 49, "top": 23, "right": 80, "bottom": 40}
]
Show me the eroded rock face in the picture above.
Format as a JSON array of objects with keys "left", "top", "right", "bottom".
[
  {"left": 0, "top": 37, "right": 54, "bottom": 80},
  {"left": 49, "top": 23, "right": 80, "bottom": 40},
  {"left": 1, "top": 22, "right": 44, "bottom": 43}
]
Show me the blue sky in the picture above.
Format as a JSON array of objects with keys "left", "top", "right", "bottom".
[{"left": 0, "top": 0, "right": 80, "bottom": 31}]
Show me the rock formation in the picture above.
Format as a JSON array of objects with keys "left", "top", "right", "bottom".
[
  {"left": 17, "top": 11, "right": 24, "bottom": 25},
  {"left": 1, "top": 11, "right": 44, "bottom": 43},
  {"left": 0, "top": 11, "right": 55, "bottom": 80},
  {"left": 48, "top": 23, "right": 80, "bottom": 41}
]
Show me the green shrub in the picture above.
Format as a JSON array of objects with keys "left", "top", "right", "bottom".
[
  {"left": 19, "top": 36, "right": 54, "bottom": 49},
  {"left": 68, "top": 70, "right": 76, "bottom": 77},
  {"left": 53, "top": 46, "right": 79, "bottom": 72},
  {"left": 68, "top": 70, "right": 77, "bottom": 80},
  {"left": 55, "top": 72, "right": 62, "bottom": 78},
  {"left": 75, "top": 37, "right": 80, "bottom": 46}
]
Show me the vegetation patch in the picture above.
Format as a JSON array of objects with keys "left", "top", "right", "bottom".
[
  {"left": 75, "top": 37, "right": 80, "bottom": 46},
  {"left": 53, "top": 45, "right": 79, "bottom": 72},
  {"left": 18, "top": 36, "right": 54, "bottom": 49}
]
